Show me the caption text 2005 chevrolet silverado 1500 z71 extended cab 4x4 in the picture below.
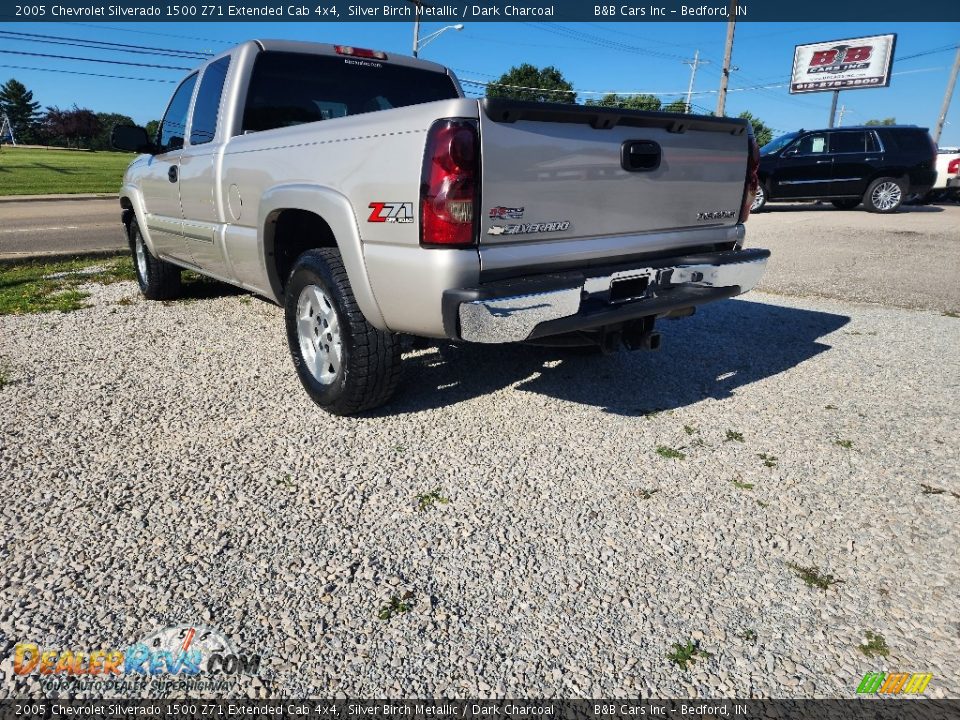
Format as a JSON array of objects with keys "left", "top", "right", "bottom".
[{"left": 112, "top": 39, "right": 769, "bottom": 415}]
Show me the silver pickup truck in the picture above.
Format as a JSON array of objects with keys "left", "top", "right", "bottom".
[{"left": 113, "top": 39, "right": 768, "bottom": 415}]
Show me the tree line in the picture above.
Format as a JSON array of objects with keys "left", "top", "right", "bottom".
[
  {"left": 484, "top": 63, "right": 777, "bottom": 146},
  {"left": 0, "top": 78, "right": 147, "bottom": 151}
]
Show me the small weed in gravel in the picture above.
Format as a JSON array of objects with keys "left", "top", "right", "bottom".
[
  {"left": 667, "top": 640, "right": 712, "bottom": 671},
  {"left": 274, "top": 474, "right": 297, "bottom": 489},
  {"left": 756, "top": 500, "right": 769, "bottom": 508},
  {"left": 683, "top": 425, "right": 698, "bottom": 436},
  {"left": 725, "top": 430, "right": 744, "bottom": 442},
  {"left": 0, "top": 359, "right": 11, "bottom": 389},
  {"left": 859, "top": 631, "right": 890, "bottom": 658},
  {"left": 835, "top": 439, "right": 854, "bottom": 449},
  {"left": 731, "top": 478, "right": 754, "bottom": 490},
  {"left": 417, "top": 488, "right": 449, "bottom": 511},
  {"left": 920, "top": 483, "right": 960, "bottom": 499},
  {"left": 787, "top": 562, "right": 844, "bottom": 591},
  {"left": 738, "top": 629, "right": 758, "bottom": 644},
  {"left": 116, "top": 296, "right": 135, "bottom": 306},
  {"left": 757, "top": 453, "right": 778, "bottom": 468},
  {"left": 637, "top": 489, "right": 659, "bottom": 500},
  {"left": 825, "top": 404, "right": 838, "bottom": 410},
  {"left": 943, "top": 310, "right": 959, "bottom": 318},
  {"left": 239, "top": 295, "right": 252, "bottom": 305},
  {"left": 378, "top": 593, "right": 413, "bottom": 621},
  {"left": 656, "top": 445, "right": 685, "bottom": 460}
]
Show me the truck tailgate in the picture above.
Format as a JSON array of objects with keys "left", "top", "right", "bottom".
[{"left": 478, "top": 99, "right": 751, "bottom": 245}]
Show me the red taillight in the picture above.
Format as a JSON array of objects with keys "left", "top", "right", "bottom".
[
  {"left": 334, "top": 45, "right": 387, "bottom": 60},
  {"left": 739, "top": 135, "right": 760, "bottom": 223},
  {"left": 948, "top": 157, "right": 960, "bottom": 175},
  {"left": 420, "top": 119, "right": 479, "bottom": 247}
]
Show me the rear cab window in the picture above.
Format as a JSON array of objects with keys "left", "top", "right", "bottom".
[
  {"left": 190, "top": 56, "right": 231, "bottom": 145},
  {"left": 240, "top": 51, "right": 460, "bottom": 134}
]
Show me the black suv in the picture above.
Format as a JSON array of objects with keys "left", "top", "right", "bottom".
[{"left": 753, "top": 126, "right": 937, "bottom": 213}]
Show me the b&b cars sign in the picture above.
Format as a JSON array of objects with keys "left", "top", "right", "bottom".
[{"left": 790, "top": 34, "right": 896, "bottom": 94}]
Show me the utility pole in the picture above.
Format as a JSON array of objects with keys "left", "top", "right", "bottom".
[
  {"left": 828, "top": 90, "right": 840, "bottom": 128},
  {"left": 405, "top": 0, "right": 430, "bottom": 57},
  {"left": 715, "top": 0, "right": 738, "bottom": 116},
  {"left": 933, "top": 46, "right": 960, "bottom": 144},
  {"left": 683, "top": 50, "right": 710, "bottom": 114},
  {"left": 837, "top": 104, "right": 846, "bottom": 127}
]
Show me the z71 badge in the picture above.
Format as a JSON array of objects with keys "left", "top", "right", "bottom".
[
  {"left": 488, "top": 220, "right": 571, "bottom": 236},
  {"left": 368, "top": 202, "right": 414, "bottom": 223}
]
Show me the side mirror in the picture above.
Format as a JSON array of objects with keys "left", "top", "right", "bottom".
[
  {"left": 782, "top": 147, "right": 798, "bottom": 158},
  {"left": 111, "top": 124, "right": 154, "bottom": 153}
]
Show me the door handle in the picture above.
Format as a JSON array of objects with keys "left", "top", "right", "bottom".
[
  {"left": 168, "top": 166, "right": 178, "bottom": 183},
  {"left": 815, "top": 160, "right": 832, "bottom": 164},
  {"left": 865, "top": 157, "right": 881, "bottom": 161}
]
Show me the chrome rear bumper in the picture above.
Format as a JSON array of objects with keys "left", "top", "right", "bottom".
[{"left": 444, "top": 248, "right": 770, "bottom": 343}]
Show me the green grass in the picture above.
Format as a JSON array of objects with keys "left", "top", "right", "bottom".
[
  {"left": 859, "top": 631, "right": 889, "bottom": 658},
  {"left": 731, "top": 478, "right": 754, "bottom": 490},
  {"left": 725, "top": 430, "right": 744, "bottom": 442},
  {"left": 0, "top": 146, "right": 133, "bottom": 196},
  {"left": 834, "top": 439, "right": 855, "bottom": 449},
  {"left": 0, "top": 255, "right": 134, "bottom": 315}
]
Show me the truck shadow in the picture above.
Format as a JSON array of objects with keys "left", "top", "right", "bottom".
[{"left": 377, "top": 298, "right": 850, "bottom": 417}]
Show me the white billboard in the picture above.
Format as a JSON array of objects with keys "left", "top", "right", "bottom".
[{"left": 790, "top": 34, "right": 897, "bottom": 94}]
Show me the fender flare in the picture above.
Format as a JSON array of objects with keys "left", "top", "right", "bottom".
[
  {"left": 119, "top": 184, "right": 154, "bottom": 253},
  {"left": 258, "top": 184, "right": 387, "bottom": 330}
]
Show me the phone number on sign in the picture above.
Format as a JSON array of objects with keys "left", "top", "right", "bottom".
[{"left": 15, "top": 4, "right": 339, "bottom": 17}]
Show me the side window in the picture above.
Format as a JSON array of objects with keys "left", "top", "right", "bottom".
[
  {"left": 158, "top": 73, "right": 198, "bottom": 153},
  {"left": 190, "top": 57, "right": 231, "bottom": 145},
  {"left": 866, "top": 132, "right": 881, "bottom": 153},
  {"left": 792, "top": 133, "right": 828, "bottom": 155},
  {"left": 831, "top": 132, "right": 867, "bottom": 154}
]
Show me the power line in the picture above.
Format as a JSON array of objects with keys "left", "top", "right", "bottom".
[
  {"left": 0, "top": 30, "right": 211, "bottom": 60},
  {"left": 0, "top": 64, "right": 176, "bottom": 83},
  {"left": 0, "top": 49, "right": 192, "bottom": 71},
  {"left": 67, "top": 22, "right": 234, "bottom": 45}
]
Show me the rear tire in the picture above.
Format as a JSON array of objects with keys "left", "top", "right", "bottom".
[
  {"left": 864, "top": 177, "right": 905, "bottom": 214},
  {"left": 129, "top": 219, "right": 182, "bottom": 300},
  {"left": 284, "top": 248, "right": 401, "bottom": 415},
  {"left": 831, "top": 199, "right": 861, "bottom": 210}
]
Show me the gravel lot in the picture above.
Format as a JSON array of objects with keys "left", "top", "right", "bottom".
[{"left": 1, "top": 268, "right": 958, "bottom": 698}]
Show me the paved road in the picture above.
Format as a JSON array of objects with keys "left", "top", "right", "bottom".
[
  {"left": 0, "top": 198, "right": 123, "bottom": 258},
  {"left": 748, "top": 203, "right": 960, "bottom": 313}
]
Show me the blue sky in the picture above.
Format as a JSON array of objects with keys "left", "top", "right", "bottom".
[{"left": 2, "top": 20, "right": 958, "bottom": 146}]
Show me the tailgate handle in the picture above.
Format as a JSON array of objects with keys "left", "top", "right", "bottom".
[{"left": 621, "top": 140, "right": 661, "bottom": 172}]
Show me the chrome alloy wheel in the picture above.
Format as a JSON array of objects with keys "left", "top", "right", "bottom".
[
  {"left": 751, "top": 184, "right": 765, "bottom": 211},
  {"left": 134, "top": 228, "right": 148, "bottom": 281},
  {"left": 296, "top": 284, "right": 343, "bottom": 385},
  {"left": 871, "top": 181, "right": 901, "bottom": 211}
]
